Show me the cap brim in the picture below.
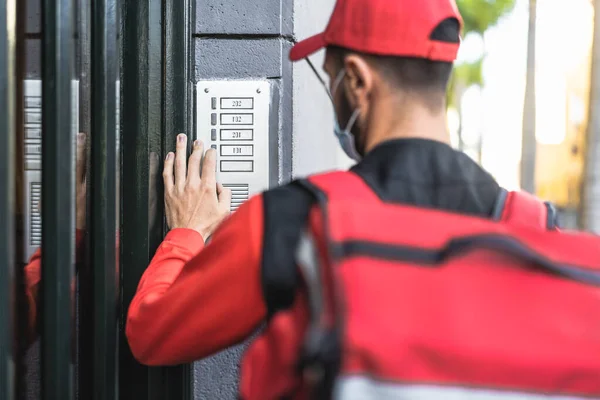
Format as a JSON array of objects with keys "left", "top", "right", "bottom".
[{"left": 289, "top": 33, "right": 327, "bottom": 62}]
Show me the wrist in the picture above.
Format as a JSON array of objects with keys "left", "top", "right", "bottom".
[
  {"left": 167, "top": 227, "right": 206, "bottom": 245},
  {"left": 169, "top": 219, "right": 206, "bottom": 241}
]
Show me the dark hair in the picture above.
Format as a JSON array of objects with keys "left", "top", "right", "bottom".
[{"left": 329, "top": 18, "right": 460, "bottom": 110}]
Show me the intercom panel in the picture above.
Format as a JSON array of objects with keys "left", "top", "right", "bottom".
[
  {"left": 196, "top": 80, "right": 271, "bottom": 212},
  {"left": 23, "top": 80, "right": 79, "bottom": 263}
]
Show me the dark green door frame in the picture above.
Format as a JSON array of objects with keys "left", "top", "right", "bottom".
[
  {"left": 119, "top": 0, "right": 193, "bottom": 397},
  {"left": 41, "top": 0, "right": 76, "bottom": 398},
  {"left": 89, "top": 0, "right": 119, "bottom": 398},
  {"left": 162, "top": 0, "right": 194, "bottom": 395},
  {"left": 0, "top": 0, "right": 17, "bottom": 397}
]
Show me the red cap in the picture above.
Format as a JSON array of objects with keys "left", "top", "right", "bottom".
[{"left": 290, "top": 0, "right": 463, "bottom": 62}]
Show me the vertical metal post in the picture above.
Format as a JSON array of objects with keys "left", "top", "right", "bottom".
[
  {"left": 41, "top": 0, "right": 74, "bottom": 398},
  {"left": 15, "top": 0, "right": 27, "bottom": 395},
  {"left": 119, "top": 0, "right": 166, "bottom": 397},
  {"left": 121, "top": 0, "right": 196, "bottom": 396},
  {"left": 582, "top": 0, "right": 600, "bottom": 233},
  {"left": 90, "top": 0, "right": 118, "bottom": 398},
  {"left": 0, "top": 0, "right": 16, "bottom": 398},
  {"left": 163, "top": 0, "right": 192, "bottom": 394},
  {"left": 164, "top": 0, "right": 191, "bottom": 141},
  {"left": 77, "top": 0, "right": 93, "bottom": 393}
]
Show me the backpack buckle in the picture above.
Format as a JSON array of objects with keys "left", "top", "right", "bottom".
[{"left": 296, "top": 325, "right": 340, "bottom": 400}]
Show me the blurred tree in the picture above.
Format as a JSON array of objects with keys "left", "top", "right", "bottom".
[
  {"left": 520, "top": 0, "right": 537, "bottom": 194},
  {"left": 582, "top": 0, "right": 600, "bottom": 233},
  {"left": 459, "top": 0, "right": 518, "bottom": 34},
  {"left": 448, "top": 0, "right": 516, "bottom": 150}
]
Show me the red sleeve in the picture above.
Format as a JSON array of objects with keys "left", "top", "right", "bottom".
[
  {"left": 23, "top": 248, "right": 41, "bottom": 344},
  {"left": 126, "top": 194, "right": 267, "bottom": 366},
  {"left": 23, "top": 229, "right": 85, "bottom": 343}
]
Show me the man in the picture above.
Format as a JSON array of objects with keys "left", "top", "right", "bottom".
[
  {"left": 127, "top": 0, "right": 600, "bottom": 397},
  {"left": 126, "top": 0, "right": 495, "bottom": 365}
]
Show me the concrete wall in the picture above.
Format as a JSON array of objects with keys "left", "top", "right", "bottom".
[
  {"left": 292, "top": 0, "right": 354, "bottom": 177},
  {"left": 192, "top": 2, "right": 292, "bottom": 399}
]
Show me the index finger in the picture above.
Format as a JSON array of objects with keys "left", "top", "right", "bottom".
[
  {"left": 201, "top": 148, "right": 217, "bottom": 188},
  {"left": 187, "top": 140, "right": 204, "bottom": 186}
]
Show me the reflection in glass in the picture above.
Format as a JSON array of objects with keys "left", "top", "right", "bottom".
[
  {"left": 18, "top": 0, "right": 79, "bottom": 398},
  {"left": 12, "top": 0, "right": 120, "bottom": 397}
]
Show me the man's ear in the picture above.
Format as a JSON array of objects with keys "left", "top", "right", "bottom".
[{"left": 343, "top": 54, "right": 374, "bottom": 109}]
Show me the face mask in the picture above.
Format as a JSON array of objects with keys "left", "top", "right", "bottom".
[{"left": 330, "top": 69, "right": 362, "bottom": 161}]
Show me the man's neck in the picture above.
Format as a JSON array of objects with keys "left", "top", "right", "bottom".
[{"left": 364, "top": 101, "right": 451, "bottom": 153}]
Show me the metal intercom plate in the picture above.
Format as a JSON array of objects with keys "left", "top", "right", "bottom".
[
  {"left": 196, "top": 80, "right": 271, "bottom": 212},
  {"left": 23, "top": 80, "right": 79, "bottom": 263}
]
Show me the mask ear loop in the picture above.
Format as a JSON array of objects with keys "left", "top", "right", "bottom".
[
  {"left": 330, "top": 69, "right": 346, "bottom": 99},
  {"left": 304, "top": 57, "right": 347, "bottom": 104},
  {"left": 334, "top": 108, "right": 361, "bottom": 161},
  {"left": 345, "top": 108, "right": 360, "bottom": 133},
  {"left": 305, "top": 58, "right": 334, "bottom": 102}
]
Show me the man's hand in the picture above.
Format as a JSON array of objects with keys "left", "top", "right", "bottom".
[{"left": 163, "top": 134, "right": 232, "bottom": 240}]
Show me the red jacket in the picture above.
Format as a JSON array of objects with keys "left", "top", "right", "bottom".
[
  {"left": 23, "top": 230, "right": 85, "bottom": 344},
  {"left": 126, "top": 195, "right": 267, "bottom": 365},
  {"left": 125, "top": 140, "right": 505, "bottom": 366}
]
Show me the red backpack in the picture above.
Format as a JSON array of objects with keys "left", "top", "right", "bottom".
[{"left": 239, "top": 171, "right": 600, "bottom": 400}]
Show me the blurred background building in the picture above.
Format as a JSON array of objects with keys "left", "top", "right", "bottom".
[{"left": 448, "top": 0, "right": 598, "bottom": 230}]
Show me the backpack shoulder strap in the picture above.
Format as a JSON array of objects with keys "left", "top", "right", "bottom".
[
  {"left": 492, "top": 188, "right": 559, "bottom": 230},
  {"left": 299, "top": 170, "right": 380, "bottom": 204},
  {"left": 295, "top": 170, "right": 380, "bottom": 257}
]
